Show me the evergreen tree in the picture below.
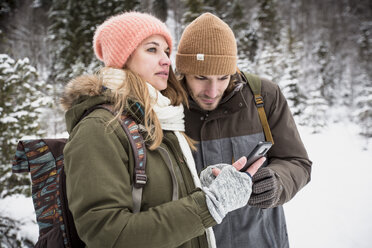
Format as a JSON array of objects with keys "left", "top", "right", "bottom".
[
  {"left": 257, "top": 0, "right": 281, "bottom": 47},
  {"left": 47, "top": 0, "right": 140, "bottom": 86},
  {"left": 3, "top": 1, "right": 51, "bottom": 77},
  {"left": 300, "top": 84, "right": 328, "bottom": 133},
  {"left": 296, "top": 40, "right": 330, "bottom": 131},
  {"left": 250, "top": 0, "right": 283, "bottom": 80},
  {"left": 168, "top": 0, "right": 184, "bottom": 48},
  {"left": 280, "top": 27, "right": 306, "bottom": 118},
  {"left": 0, "top": 54, "right": 48, "bottom": 197},
  {"left": 0, "top": 0, "right": 15, "bottom": 16},
  {"left": 254, "top": 40, "right": 285, "bottom": 83},
  {"left": 0, "top": 215, "right": 34, "bottom": 248},
  {"left": 182, "top": 0, "right": 205, "bottom": 25},
  {"left": 237, "top": 26, "right": 259, "bottom": 66},
  {"left": 0, "top": 0, "right": 18, "bottom": 52},
  {"left": 203, "top": 0, "right": 226, "bottom": 16},
  {"left": 152, "top": 0, "right": 168, "bottom": 22},
  {"left": 229, "top": 0, "right": 259, "bottom": 68},
  {"left": 316, "top": 42, "right": 337, "bottom": 105},
  {"left": 124, "top": 0, "right": 140, "bottom": 11},
  {"left": 355, "top": 76, "right": 372, "bottom": 138},
  {"left": 355, "top": 21, "right": 372, "bottom": 138}
]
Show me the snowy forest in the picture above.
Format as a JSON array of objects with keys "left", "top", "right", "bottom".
[{"left": 0, "top": 0, "right": 371, "bottom": 246}]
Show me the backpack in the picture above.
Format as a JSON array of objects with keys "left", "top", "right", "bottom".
[
  {"left": 12, "top": 105, "right": 147, "bottom": 248},
  {"left": 240, "top": 71, "right": 275, "bottom": 145}
]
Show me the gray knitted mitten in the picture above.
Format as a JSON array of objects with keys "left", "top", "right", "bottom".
[
  {"left": 248, "top": 167, "right": 283, "bottom": 208},
  {"left": 200, "top": 163, "right": 229, "bottom": 188},
  {"left": 201, "top": 165, "right": 252, "bottom": 224}
]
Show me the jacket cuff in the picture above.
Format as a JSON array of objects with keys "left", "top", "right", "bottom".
[{"left": 191, "top": 189, "right": 217, "bottom": 228}]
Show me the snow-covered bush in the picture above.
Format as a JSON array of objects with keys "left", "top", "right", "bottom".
[{"left": 0, "top": 54, "right": 49, "bottom": 197}]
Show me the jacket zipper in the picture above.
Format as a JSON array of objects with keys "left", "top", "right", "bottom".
[{"left": 163, "top": 136, "right": 195, "bottom": 194}]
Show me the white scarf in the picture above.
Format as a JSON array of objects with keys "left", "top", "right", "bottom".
[
  {"left": 147, "top": 83, "right": 216, "bottom": 248},
  {"left": 102, "top": 68, "right": 216, "bottom": 248}
]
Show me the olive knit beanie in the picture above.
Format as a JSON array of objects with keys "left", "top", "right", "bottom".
[
  {"left": 93, "top": 12, "right": 173, "bottom": 68},
  {"left": 176, "top": 12, "right": 237, "bottom": 75}
]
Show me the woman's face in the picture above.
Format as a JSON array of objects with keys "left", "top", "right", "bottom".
[{"left": 126, "top": 35, "right": 171, "bottom": 91}]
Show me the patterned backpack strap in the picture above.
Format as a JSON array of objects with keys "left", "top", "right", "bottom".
[
  {"left": 92, "top": 104, "right": 147, "bottom": 213},
  {"left": 119, "top": 114, "right": 147, "bottom": 187},
  {"left": 120, "top": 112, "right": 147, "bottom": 213}
]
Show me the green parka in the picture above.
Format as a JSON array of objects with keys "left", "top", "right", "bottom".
[{"left": 62, "top": 75, "right": 216, "bottom": 248}]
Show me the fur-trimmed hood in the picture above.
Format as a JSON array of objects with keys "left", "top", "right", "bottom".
[
  {"left": 61, "top": 74, "right": 145, "bottom": 134},
  {"left": 61, "top": 74, "right": 113, "bottom": 134},
  {"left": 60, "top": 74, "right": 103, "bottom": 111}
]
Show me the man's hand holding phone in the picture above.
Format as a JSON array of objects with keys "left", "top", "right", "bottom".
[
  {"left": 239, "top": 141, "right": 272, "bottom": 172},
  {"left": 211, "top": 156, "right": 266, "bottom": 177},
  {"left": 212, "top": 141, "right": 272, "bottom": 177}
]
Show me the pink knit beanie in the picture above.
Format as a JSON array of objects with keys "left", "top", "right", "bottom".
[{"left": 93, "top": 12, "right": 173, "bottom": 68}]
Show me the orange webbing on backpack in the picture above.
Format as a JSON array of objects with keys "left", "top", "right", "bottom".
[
  {"left": 254, "top": 95, "right": 274, "bottom": 144},
  {"left": 241, "top": 71, "right": 274, "bottom": 145}
]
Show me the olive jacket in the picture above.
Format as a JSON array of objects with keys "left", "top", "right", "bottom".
[
  {"left": 62, "top": 75, "right": 216, "bottom": 248},
  {"left": 184, "top": 76, "right": 312, "bottom": 248}
]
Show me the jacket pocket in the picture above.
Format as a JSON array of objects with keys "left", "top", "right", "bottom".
[
  {"left": 35, "top": 226, "right": 64, "bottom": 248},
  {"left": 230, "top": 133, "right": 265, "bottom": 162}
]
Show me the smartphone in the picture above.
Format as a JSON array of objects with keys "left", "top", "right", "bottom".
[{"left": 239, "top": 141, "right": 272, "bottom": 172}]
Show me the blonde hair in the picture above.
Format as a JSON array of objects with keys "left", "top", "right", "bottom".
[{"left": 102, "top": 66, "right": 195, "bottom": 151}]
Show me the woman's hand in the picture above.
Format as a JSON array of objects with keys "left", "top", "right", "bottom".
[{"left": 201, "top": 156, "right": 266, "bottom": 224}]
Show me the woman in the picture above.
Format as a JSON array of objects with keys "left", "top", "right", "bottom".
[{"left": 61, "top": 12, "right": 261, "bottom": 248}]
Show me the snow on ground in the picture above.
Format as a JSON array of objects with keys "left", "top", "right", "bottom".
[
  {"left": 285, "top": 122, "right": 372, "bottom": 248},
  {"left": 0, "top": 194, "right": 38, "bottom": 244},
  {"left": 0, "top": 122, "right": 371, "bottom": 247}
]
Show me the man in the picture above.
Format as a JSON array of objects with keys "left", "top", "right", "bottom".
[{"left": 176, "top": 13, "right": 312, "bottom": 248}]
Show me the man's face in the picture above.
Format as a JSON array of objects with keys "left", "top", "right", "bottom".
[{"left": 185, "top": 74, "right": 231, "bottom": 111}]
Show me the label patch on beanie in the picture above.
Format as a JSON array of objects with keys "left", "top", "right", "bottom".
[{"left": 196, "top": 54, "right": 204, "bottom": 61}]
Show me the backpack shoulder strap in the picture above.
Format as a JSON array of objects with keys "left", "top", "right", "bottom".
[
  {"left": 242, "top": 72, "right": 275, "bottom": 145},
  {"left": 91, "top": 104, "right": 147, "bottom": 213}
]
